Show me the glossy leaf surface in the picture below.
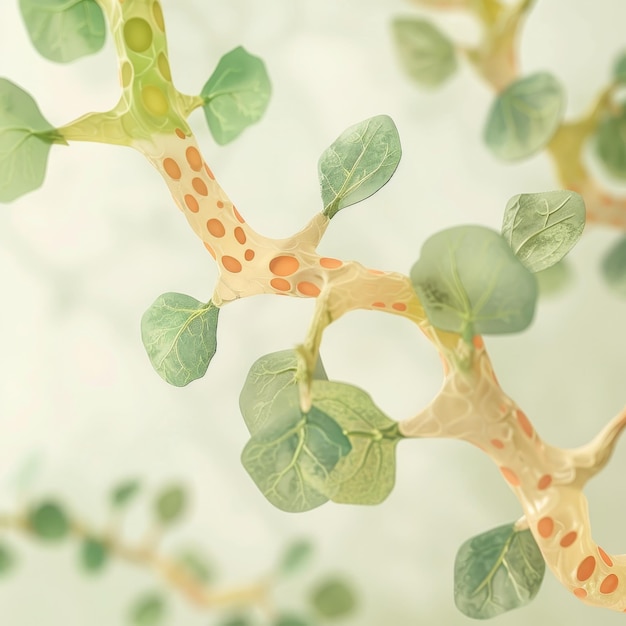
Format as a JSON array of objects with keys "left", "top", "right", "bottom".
[
  {"left": 201, "top": 46, "right": 271, "bottom": 145},
  {"left": 501, "top": 191, "right": 585, "bottom": 272},
  {"left": 319, "top": 115, "right": 401, "bottom": 218}
]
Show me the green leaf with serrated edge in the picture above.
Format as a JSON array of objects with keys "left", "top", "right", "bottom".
[
  {"left": 130, "top": 593, "right": 167, "bottom": 626},
  {"left": 594, "top": 107, "right": 626, "bottom": 181},
  {"left": 454, "top": 523, "right": 545, "bottom": 619},
  {"left": 501, "top": 191, "right": 585, "bottom": 273},
  {"left": 19, "top": 0, "right": 105, "bottom": 63},
  {"left": 201, "top": 46, "right": 271, "bottom": 145},
  {"left": 392, "top": 18, "right": 457, "bottom": 87},
  {"left": 310, "top": 578, "right": 357, "bottom": 618},
  {"left": 312, "top": 381, "right": 402, "bottom": 505},
  {"left": 614, "top": 51, "right": 626, "bottom": 84},
  {"left": 80, "top": 537, "right": 108, "bottom": 573},
  {"left": 0, "top": 543, "right": 15, "bottom": 577},
  {"left": 410, "top": 225, "right": 537, "bottom": 339},
  {"left": 274, "top": 616, "right": 311, "bottom": 626},
  {"left": 278, "top": 539, "right": 314, "bottom": 576},
  {"left": 155, "top": 484, "right": 187, "bottom": 525},
  {"left": 536, "top": 259, "right": 573, "bottom": 297},
  {"left": 602, "top": 235, "right": 626, "bottom": 297},
  {"left": 319, "top": 115, "right": 402, "bottom": 219},
  {"left": 110, "top": 479, "right": 141, "bottom": 509},
  {"left": 27, "top": 501, "right": 69, "bottom": 541},
  {"left": 484, "top": 72, "right": 564, "bottom": 161},
  {"left": 240, "top": 350, "right": 328, "bottom": 436},
  {"left": 0, "top": 79, "right": 65, "bottom": 203},
  {"left": 241, "top": 387, "right": 351, "bottom": 512},
  {"left": 176, "top": 548, "right": 215, "bottom": 584},
  {"left": 141, "top": 293, "right": 219, "bottom": 387}
]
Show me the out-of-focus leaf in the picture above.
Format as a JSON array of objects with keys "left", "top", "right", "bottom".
[
  {"left": 310, "top": 578, "right": 357, "bottom": 618},
  {"left": 130, "top": 593, "right": 167, "bottom": 626},
  {"left": 27, "top": 501, "right": 69, "bottom": 541},
  {"left": 154, "top": 484, "right": 187, "bottom": 525},
  {"left": 80, "top": 537, "right": 109, "bottom": 573}
]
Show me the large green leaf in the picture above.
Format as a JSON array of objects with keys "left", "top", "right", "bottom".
[
  {"left": 239, "top": 350, "right": 327, "bottom": 435},
  {"left": 602, "top": 235, "right": 626, "bottom": 297},
  {"left": 241, "top": 387, "right": 351, "bottom": 512},
  {"left": 484, "top": 72, "right": 564, "bottom": 161},
  {"left": 27, "top": 501, "right": 69, "bottom": 542},
  {"left": 19, "top": 0, "right": 106, "bottom": 63},
  {"left": 312, "top": 381, "right": 402, "bottom": 505},
  {"left": 319, "top": 115, "right": 402, "bottom": 219},
  {"left": 392, "top": 18, "right": 457, "bottom": 87},
  {"left": 0, "top": 79, "right": 64, "bottom": 203},
  {"left": 410, "top": 225, "right": 537, "bottom": 339},
  {"left": 201, "top": 46, "right": 271, "bottom": 145},
  {"left": 593, "top": 107, "right": 626, "bottom": 181},
  {"left": 141, "top": 293, "right": 219, "bottom": 387},
  {"left": 501, "top": 190, "right": 585, "bottom": 272},
  {"left": 310, "top": 578, "right": 357, "bottom": 619},
  {"left": 454, "top": 523, "right": 545, "bottom": 619}
]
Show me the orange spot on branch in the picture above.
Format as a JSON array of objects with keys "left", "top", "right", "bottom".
[
  {"left": 577, "top": 556, "right": 596, "bottom": 582},
  {"left": 320, "top": 257, "right": 343, "bottom": 269},
  {"left": 186, "top": 147, "right": 203, "bottom": 171},
  {"left": 270, "top": 278, "right": 291, "bottom": 291},
  {"left": 222, "top": 256, "right": 242, "bottom": 273},
  {"left": 538, "top": 517, "right": 554, "bottom": 538},
  {"left": 560, "top": 531, "right": 577, "bottom": 548},
  {"left": 500, "top": 467, "right": 520, "bottom": 487},
  {"left": 269, "top": 256, "right": 300, "bottom": 277},
  {"left": 601, "top": 574, "right": 619, "bottom": 594},
  {"left": 297, "top": 282, "right": 321, "bottom": 297},
  {"left": 184, "top": 194, "right": 199, "bottom": 213}
]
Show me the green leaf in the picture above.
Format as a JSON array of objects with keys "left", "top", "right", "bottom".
[
  {"left": 536, "top": 259, "right": 573, "bottom": 297},
  {"left": 593, "top": 106, "right": 626, "bottom": 181},
  {"left": 0, "top": 543, "right": 16, "bottom": 577},
  {"left": 154, "top": 484, "right": 187, "bottom": 525},
  {"left": 410, "top": 225, "right": 538, "bottom": 338},
  {"left": 602, "top": 235, "right": 626, "bottom": 297},
  {"left": 80, "top": 537, "right": 109, "bottom": 573},
  {"left": 312, "top": 381, "right": 402, "bottom": 505},
  {"left": 27, "top": 501, "right": 69, "bottom": 541},
  {"left": 484, "top": 72, "right": 565, "bottom": 161},
  {"left": 278, "top": 539, "right": 314, "bottom": 576},
  {"left": 19, "top": 0, "right": 106, "bottom": 63},
  {"left": 239, "top": 350, "right": 327, "bottom": 436},
  {"left": 217, "top": 615, "right": 252, "bottom": 626},
  {"left": 175, "top": 548, "right": 215, "bottom": 584},
  {"left": 392, "top": 18, "right": 457, "bottom": 87},
  {"left": 130, "top": 593, "right": 167, "bottom": 626},
  {"left": 141, "top": 293, "right": 219, "bottom": 387},
  {"left": 319, "top": 115, "right": 402, "bottom": 219},
  {"left": 0, "top": 79, "right": 64, "bottom": 203},
  {"left": 241, "top": 387, "right": 351, "bottom": 512},
  {"left": 110, "top": 479, "right": 141, "bottom": 509},
  {"left": 613, "top": 51, "right": 626, "bottom": 84},
  {"left": 501, "top": 190, "right": 585, "bottom": 272},
  {"left": 201, "top": 46, "right": 271, "bottom": 145},
  {"left": 274, "top": 616, "right": 311, "bottom": 626},
  {"left": 310, "top": 578, "right": 357, "bottom": 619},
  {"left": 454, "top": 523, "right": 545, "bottom": 619}
]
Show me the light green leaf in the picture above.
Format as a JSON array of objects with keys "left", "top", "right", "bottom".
[
  {"left": 141, "top": 293, "right": 219, "bottom": 387},
  {"left": 312, "top": 381, "right": 402, "bottom": 505},
  {"left": 274, "top": 615, "right": 311, "bottom": 626},
  {"left": 602, "top": 235, "right": 626, "bottom": 297},
  {"left": 241, "top": 388, "right": 351, "bottom": 512},
  {"left": 130, "top": 593, "right": 167, "bottom": 626},
  {"left": 410, "top": 225, "right": 537, "bottom": 339},
  {"left": 501, "top": 190, "right": 585, "bottom": 272},
  {"left": 278, "top": 539, "right": 314, "bottom": 576},
  {"left": 593, "top": 107, "right": 626, "bottom": 181},
  {"left": 319, "top": 115, "right": 402, "bottom": 219},
  {"left": 0, "top": 79, "right": 65, "bottom": 203},
  {"left": 239, "top": 350, "right": 327, "bottom": 436},
  {"left": 27, "top": 501, "right": 69, "bottom": 541},
  {"left": 484, "top": 72, "right": 565, "bottom": 161},
  {"left": 454, "top": 523, "right": 545, "bottom": 619},
  {"left": 80, "top": 537, "right": 109, "bottom": 573},
  {"left": 175, "top": 548, "right": 215, "bottom": 584},
  {"left": 110, "top": 479, "right": 141, "bottom": 509},
  {"left": 154, "top": 484, "right": 187, "bottom": 525},
  {"left": 536, "top": 259, "right": 573, "bottom": 297},
  {"left": 0, "top": 543, "right": 15, "bottom": 577},
  {"left": 201, "top": 46, "right": 271, "bottom": 145},
  {"left": 19, "top": 0, "right": 106, "bottom": 63},
  {"left": 613, "top": 51, "right": 626, "bottom": 84},
  {"left": 392, "top": 18, "right": 457, "bottom": 87},
  {"left": 310, "top": 578, "right": 357, "bottom": 618}
]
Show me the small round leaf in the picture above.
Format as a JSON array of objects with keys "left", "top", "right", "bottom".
[
  {"left": 278, "top": 539, "right": 314, "bottom": 576},
  {"left": 28, "top": 501, "right": 69, "bottom": 541},
  {"left": 130, "top": 593, "right": 167, "bottom": 626},
  {"left": 593, "top": 107, "right": 626, "bottom": 181},
  {"left": 110, "top": 479, "right": 141, "bottom": 509},
  {"left": 602, "top": 235, "right": 626, "bottom": 297},
  {"left": 155, "top": 484, "right": 187, "bottom": 525},
  {"left": 310, "top": 578, "right": 357, "bottom": 618}
]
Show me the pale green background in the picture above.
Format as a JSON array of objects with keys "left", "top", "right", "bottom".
[{"left": 1, "top": 0, "right": 626, "bottom": 624}]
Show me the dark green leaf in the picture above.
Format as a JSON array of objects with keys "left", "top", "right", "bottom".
[
  {"left": 274, "top": 615, "right": 311, "bottom": 626},
  {"left": 392, "top": 18, "right": 457, "bottom": 87},
  {"left": 310, "top": 578, "right": 357, "bottom": 618},
  {"left": 27, "top": 501, "right": 69, "bottom": 541},
  {"left": 454, "top": 523, "right": 545, "bottom": 619},
  {"left": 80, "top": 537, "right": 109, "bottom": 573},
  {"left": 593, "top": 107, "right": 626, "bottom": 181},
  {"left": 239, "top": 350, "right": 327, "bottom": 435},
  {"left": 278, "top": 539, "right": 314, "bottom": 576},
  {"left": 410, "top": 225, "right": 537, "bottom": 338},
  {"left": 501, "top": 190, "right": 585, "bottom": 272},
  {"left": 319, "top": 115, "right": 402, "bottom": 219},
  {"left": 111, "top": 479, "right": 141, "bottom": 509},
  {"left": 602, "top": 235, "right": 626, "bottom": 297},
  {"left": 484, "top": 72, "right": 564, "bottom": 161},
  {"left": 141, "top": 293, "right": 219, "bottom": 387},
  {"left": 19, "top": 0, "right": 106, "bottom": 63},
  {"left": 0, "top": 543, "right": 15, "bottom": 577},
  {"left": 155, "top": 484, "right": 187, "bottom": 525},
  {"left": 0, "top": 79, "right": 64, "bottom": 203},
  {"left": 176, "top": 548, "right": 215, "bottom": 584},
  {"left": 241, "top": 387, "right": 351, "bottom": 512},
  {"left": 201, "top": 46, "right": 271, "bottom": 145},
  {"left": 130, "top": 593, "right": 167, "bottom": 626},
  {"left": 536, "top": 259, "right": 573, "bottom": 297}
]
